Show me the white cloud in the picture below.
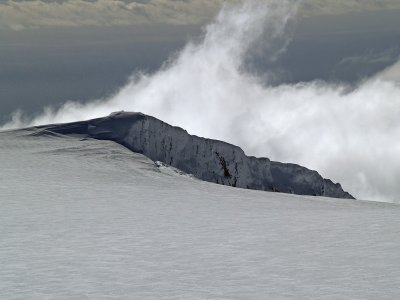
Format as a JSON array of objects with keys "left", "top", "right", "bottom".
[{"left": 375, "top": 60, "right": 400, "bottom": 82}]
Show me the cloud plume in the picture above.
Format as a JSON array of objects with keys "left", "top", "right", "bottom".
[{"left": 3, "top": 0, "right": 400, "bottom": 203}]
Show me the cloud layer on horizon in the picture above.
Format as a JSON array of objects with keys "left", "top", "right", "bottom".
[
  {"left": 1, "top": 0, "right": 400, "bottom": 30},
  {"left": 0, "top": 0, "right": 223, "bottom": 30}
]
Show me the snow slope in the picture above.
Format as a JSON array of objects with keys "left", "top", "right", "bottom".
[{"left": 1, "top": 128, "right": 400, "bottom": 299}]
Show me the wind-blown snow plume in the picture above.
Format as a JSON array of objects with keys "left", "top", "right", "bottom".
[{"left": 3, "top": 0, "right": 400, "bottom": 203}]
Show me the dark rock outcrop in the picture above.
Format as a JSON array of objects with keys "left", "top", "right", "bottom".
[{"left": 38, "top": 111, "right": 354, "bottom": 199}]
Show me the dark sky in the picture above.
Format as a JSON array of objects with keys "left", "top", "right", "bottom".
[
  {"left": 0, "top": 25, "right": 201, "bottom": 123},
  {"left": 1, "top": 1, "right": 400, "bottom": 123}
]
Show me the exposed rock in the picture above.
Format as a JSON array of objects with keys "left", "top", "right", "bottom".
[{"left": 39, "top": 111, "right": 354, "bottom": 199}]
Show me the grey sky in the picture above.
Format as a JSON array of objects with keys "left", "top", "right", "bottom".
[
  {"left": 0, "top": 25, "right": 200, "bottom": 123},
  {"left": 1, "top": 0, "right": 400, "bottom": 123}
]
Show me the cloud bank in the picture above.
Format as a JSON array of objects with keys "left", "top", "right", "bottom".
[
  {"left": 301, "top": 0, "right": 400, "bottom": 16},
  {"left": 3, "top": 0, "right": 400, "bottom": 203},
  {"left": 0, "top": 0, "right": 223, "bottom": 30},
  {"left": 2, "top": 0, "right": 400, "bottom": 30}
]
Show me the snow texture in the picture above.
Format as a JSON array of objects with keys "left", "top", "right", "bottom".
[
  {"left": 1, "top": 127, "right": 400, "bottom": 299},
  {"left": 39, "top": 111, "right": 353, "bottom": 199}
]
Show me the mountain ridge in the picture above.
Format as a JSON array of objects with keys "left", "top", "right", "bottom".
[{"left": 37, "top": 111, "right": 354, "bottom": 199}]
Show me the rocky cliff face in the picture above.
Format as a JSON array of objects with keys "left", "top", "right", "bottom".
[{"left": 40, "top": 111, "right": 354, "bottom": 199}]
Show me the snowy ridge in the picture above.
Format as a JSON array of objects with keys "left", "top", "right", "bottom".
[{"left": 39, "top": 111, "right": 354, "bottom": 199}]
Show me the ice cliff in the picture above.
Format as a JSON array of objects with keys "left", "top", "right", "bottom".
[{"left": 39, "top": 111, "right": 354, "bottom": 199}]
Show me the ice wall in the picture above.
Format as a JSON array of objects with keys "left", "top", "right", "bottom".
[{"left": 40, "top": 111, "right": 354, "bottom": 199}]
